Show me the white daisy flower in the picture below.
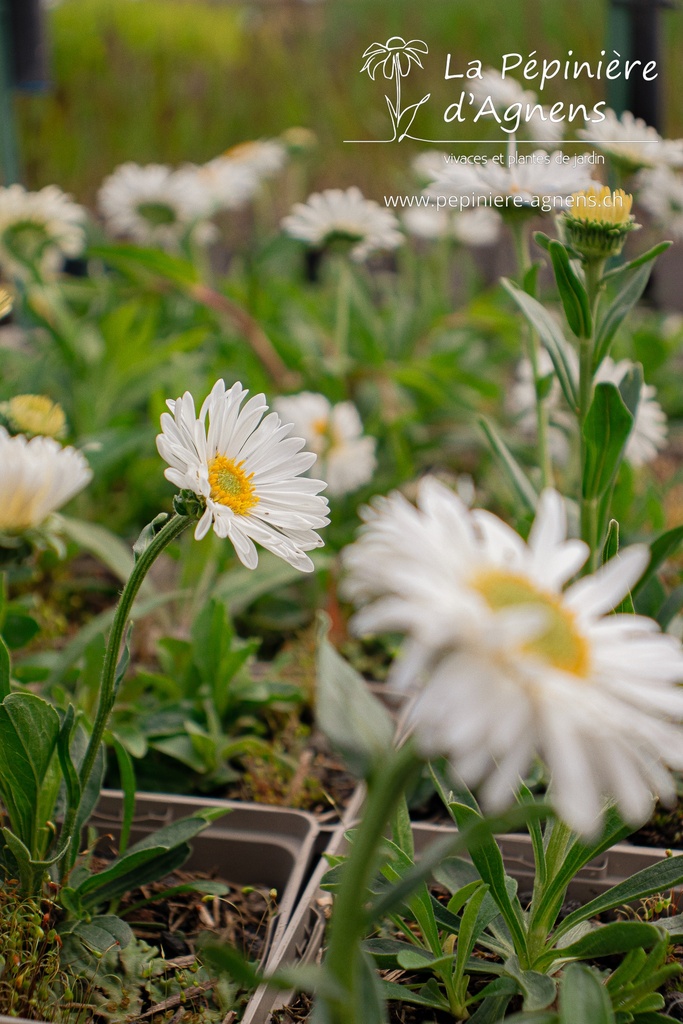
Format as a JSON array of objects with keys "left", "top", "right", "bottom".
[
  {"left": 274, "top": 392, "right": 377, "bottom": 498},
  {"left": 0, "top": 184, "right": 86, "bottom": 279},
  {"left": 222, "top": 139, "right": 288, "bottom": 180},
  {"left": 0, "top": 427, "right": 92, "bottom": 533},
  {"left": 637, "top": 165, "right": 683, "bottom": 238},
  {"left": 342, "top": 479, "right": 683, "bottom": 837},
  {"left": 579, "top": 109, "right": 683, "bottom": 172},
  {"left": 98, "top": 163, "right": 216, "bottom": 249},
  {"left": 426, "top": 152, "right": 594, "bottom": 212},
  {"left": 282, "top": 187, "right": 403, "bottom": 262},
  {"left": 156, "top": 379, "right": 329, "bottom": 571},
  {"left": 595, "top": 357, "right": 667, "bottom": 467}
]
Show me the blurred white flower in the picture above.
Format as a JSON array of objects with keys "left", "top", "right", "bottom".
[
  {"left": 469, "top": 69, "right": 564, "bottom": 144},
  {"left": 412, "top": 151, "right": 450, "bottom": 182},
  {"left": 452, "top": 207, "right": 502, "bottom": 246},
  {"left": 343, "top": 479, "right": 683, "bottom": 837},
  {"left": 274, "top": 392, "right": 376, "bottom": 497},
  {"left": 0, "top": 427, "right": 91, "bottom": 532},
  {"left": 98, "top": 163, "right": 216, "bottom": 249},
  {"left": 426, "top": 152, "right": 594, "bottom": 211},
  {"left": 156, "top": 379, "right": 329, "bottom": 571},
  {"left": 191, "top": 157, "right": 258, "bottom": 214},
  {"left": 508, "top": 348, "right": 573, "bottom": 463},
  {"left": 222, "top": 139, "right": 288, "bottom": 180},
  {"left": 579, "top": 109, "right": 683, "bottom": 172},
  {"left": 402, "top": 205, "right": 451, "bottom": 240},
  {"left": 637, "top": 165, "right": 683, "bottom": 238},
  {"left": 510, "top": 349, "right": 666, "bottom": 468},
  {"left": 403, "top": 204, "right": 501, "bottom": 246},
  {"left": 0, "top": 184, "right": 86, "bottom": 279},
  {"left": 596, "top": 357, "right": 668, "bottom": 467},
  {"left": 282, "top": 187, "right": 403, "bottom": 261}
]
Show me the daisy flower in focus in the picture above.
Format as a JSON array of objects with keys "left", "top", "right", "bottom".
[
  {"left": 98, "top": 163, "right": 216, "bottom": 249},
  {"left": 156, "top": 379, "right": 329, "bottom": 571},
  {"left": 342, "top": 479, "right": 683, "bottom": 837},
  {"left": 0, "top": 428, "right": 92, "bottom": 533},
  {"left": 282, "top": 187, "right": 403, "bottom": 262},
  {"left": 274, "top": 392, "right": 377, "bottom": 497},
  {"left": 0, "top": 184, "right": 86, "bottom": 279},
  {"left": 579, "top": 109, "right": 683, "bottom": 173}
]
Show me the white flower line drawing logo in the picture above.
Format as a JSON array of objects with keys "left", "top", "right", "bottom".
[{"left": 360, "top": 37, "right": 431, "bottom": 142}]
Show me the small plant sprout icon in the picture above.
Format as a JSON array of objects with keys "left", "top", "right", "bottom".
[{"left": 361, "top": 37, "right": 430, "bottom": 142}]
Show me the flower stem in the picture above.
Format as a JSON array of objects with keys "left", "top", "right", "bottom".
[
  {"left": 334, "top": 258, "right": 353, "bottom": 372},
  {"left": 578, "top": 258, "right": 605, "bottom": 572},
  {"left": 61, "top": 512, "right": 193, "bottom": 872},
  {"left": 510, "top": 219, "right": 553, "bottom": 489},
  {"left": 321, "top": 743, "right": 422, "bottom": 1024}
]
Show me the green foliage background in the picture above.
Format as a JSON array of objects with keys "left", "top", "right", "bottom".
[{"left": 15, "top": 0, "right": 683, "bottom": 202}]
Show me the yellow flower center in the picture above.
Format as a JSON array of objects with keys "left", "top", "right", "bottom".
[
  {"left": 6, "top": 394, "right": 66, "bottom": 439},
  {"left": 471, "top": 568, "right": 590, "bottom": 677},
  {"left": 208, "top": 455, "right": 259, "bottom": 515},
  {"left": 567, "top": 186, "right": 633, "bottom": 226}
]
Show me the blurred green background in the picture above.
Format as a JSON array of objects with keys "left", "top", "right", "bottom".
[{"left": 13, "top": 0, "right": 683, "bottom": 204}]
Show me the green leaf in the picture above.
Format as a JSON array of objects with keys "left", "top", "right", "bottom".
[
  {"left": 632, "top": 524, "right": 683, "bottom": 598},
  {"left": 504, "top": 955, "right": 557, "bottom": 1012},
  {"left": 59, "top": 915, "right": 133, "bottom": 973},
  {"left": 501, "top": 279, "right": 578, "bottom": 409},
  {"left": 479, "top": 418, "right": 537, "bottom": 515},
  {"left": 0, "top": 636, "right": 10, "bottom": 700},
  {"left": 455, "top": 884, "right": 491, "bottom": 985},
  {"left": 88, "top": 242, "right": 199, "bottom": 286},
  {"left": 549, "top": 241, "right": 592, "bottom": 337},
  {"left": 528, "top": 806, "right": 631, "bottom": 938},
  {"left": 449, "top": 802, "right": 528, "bottom": 961},
  {"left": 582, "top": 383, "right": 633, "bottom": 499},
  {"left": 617, "top": 363, "right": 643, "bottom": 420},
  {"left": 555, "top": 855, "right": 683, "bottom": 940},
  {"left": 595, "top": 243, "right": 670, "bottom": 367},
  {"left": 316, "top": 612, "right": 394, "bottom": 778},
  {"left": 559, "top": 964, "right": 614, "bottom": 1024},
  {"left": 603, "top": 519, "right": 619, "bottom": 564},
  {"left": 550, "top": 921, "right": 662, "bottom": 965},
  {"left": 110, "top": 735, "right": 136, "bottom": 857},
  {"left": 382, "top": 978, "right": 450, "bottom": 1011},
  {"left": 133, "top": 513, "right": 171, "bottom": 562},
  {"left": 0, "top": 694, "right": 61, "bottom": 853},
  {"left": 75, "top": 807, "right": 228, "bottom": 909},
  {"left": 56, "top": 705, "right": 81, "bottom": 824}
]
